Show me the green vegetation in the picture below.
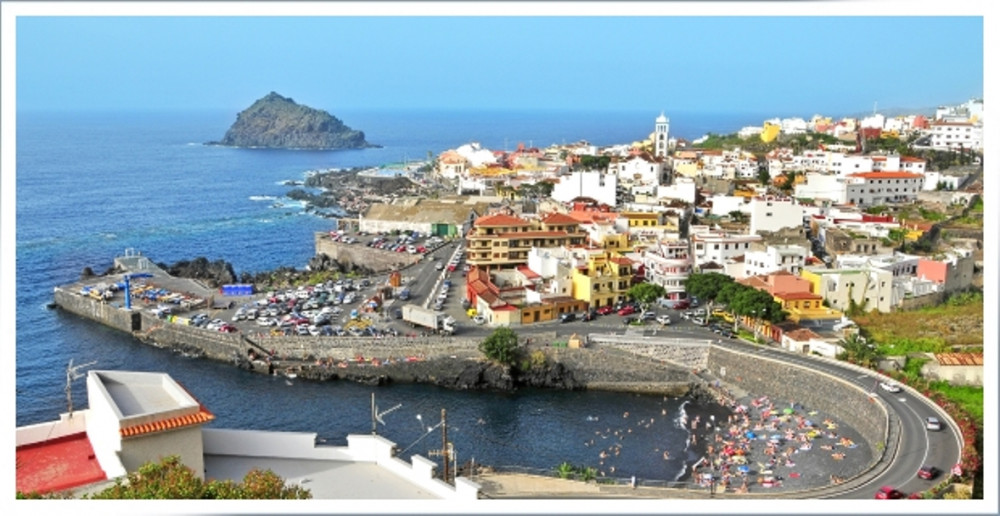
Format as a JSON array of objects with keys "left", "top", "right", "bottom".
[
  {"left": 685, "top": 273, "right": 785, "bottom": 323},
  {"left": 82, "top": 456, "right": 310, "bottom": 499},
  {"left": 626, "top": 283, "right": 666, "bottom": 308},
  {"left": 918, "top": 207, "right": 947, "bottom": 222},
  {"left": 876, "top": 337, "right": 949, "bottom": 355},
  {"left": 836, "top": 334, "right": 883, "bottom": 368},
  {"left": 556, "top": 461, "right": 575, "bottom": 479},
  {"left": 865, "top": 205, "right": 888, "bottom": 215},
  {"left": 900, "top": 356, "right": 930, "bottom": 383},
  {"left": 853, "top": 292, "right": 983, "bottom": 350},
  {"left": 520, "top": 349, "right": 548, "bottom": 372},
  {"left": 553, "top": 462, "right": 598, "bottom": 483},
  {"left": 930, "top": 381, "right": 983, "bottom": 425},
  {"left": 970, "top": 197, "right": 983, "bottom": 213},
  {"left": 479, "top": 327, "right": 521, "bottom": 366},
  {"left": 575, "top": 155, "right": 612, "bottom": 171}
]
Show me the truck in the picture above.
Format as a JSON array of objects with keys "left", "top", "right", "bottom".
[{"left": 402, "top": 304, "right": 456, "bottom": 335}]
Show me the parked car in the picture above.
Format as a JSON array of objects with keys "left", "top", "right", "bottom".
[
  {"left": 640, "top": 311, "right": 656, "bottom": 320},
  {"left": 917, "top": 465, "right": 939, "bottom": 480},
  {"left": 597, "top": 305, "right": 615, "bottom": 316},
  {"left": 874, "top": 486, "right": 905, "bottom": 499},
  {"left": 582, "top": 310, "right": 596, "bottom": 322},
  {"left": 673, "top": 300, "right": 690, "bottom": 310},
  {"left": 473, "top": 315, "right": 486, "bottom": 325},
  {"left": 691, "top": 317, "right": 707, "bottom": 326},
  {"left": 617, "top": 305, "right": 636, "bottom": 316},
  {"left": 879, "top": 382, "right": 902, "bottom": 393},
  {"left": 925, "top": 417, "right": 942, "bottom": 431},
  {"left": 559, "top": 313, "right": 577, "bottom": 323},
  {"left": 656, "top": 314, "right": 671, "bottom": 325}
]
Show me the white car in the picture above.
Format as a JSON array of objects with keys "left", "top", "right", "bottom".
[
  {"left": 656, "top": 315, "right": 672, "bottom": 325},
  {"left": 879, "top": 381, "right": 902, "bottom": 393},
  {"left": 473, "top": 315, "right": 486, "bottom": 325},
  {"left": 925, "top": 417, "right": 942, "bottom": 431}
]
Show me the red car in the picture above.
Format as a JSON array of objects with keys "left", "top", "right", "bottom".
[
  {"left": 617, "top": 305, "right": 636, "bottom": 316},
  {"left": 917, "top": 465, "right": 939, "bottom": 480},
  {"left": 875, "top": 486, "right": 905, "bottom": 499},
  {"left": 673, "top": 300, "right": 690, "bottom": 310},
  {"left": 597, "top": 305, "right": 615, "bottom": 315}
]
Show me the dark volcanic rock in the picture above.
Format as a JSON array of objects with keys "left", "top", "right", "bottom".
[
  {"left": 158, "top": 257, "right": 237, "bottom": 288},
  {"left": 209, "top": 92, "right": 376, "bottom": 149}
]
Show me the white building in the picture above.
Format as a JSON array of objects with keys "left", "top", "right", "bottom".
[
  {"left": 656, "top": 176, "right": 698, "bottom": 205},
  {"left": 922, "top": 170, "right": 965, "bottom": 191},
  {"left": 743, "top": 244, "right": 809, "bottom": 277},
  {"left": 454, "top": 142, "right": 498, "bottom": 168},
  {"left": 748, "top": 197, "right": 804, "bottom": 235},
  {"left": 690, "top": 228, "right": 762, "bottom": 268},
  {"left": 709, "top": 194, "right": 751, "bottom": 218},
  {"left": 610, "top": 153, "right": 667, "bottom": 186},
  {"left": 780, "top": 117, "right": 809, "bottom": 135},
  {"left": 928, "top": 121, "right": 983, "bottom": 151},
  {"left": 550, "top": 170, "right": 617, "bottom": 207},
  {"left": 794, "top": 173, "right": 846, "bottom": 203},
  {"left": 836, "top": 252, "right": 920, "bottom": 278},
  {"left": 844, "top": 172, "right": 925, "bottom": 207},
  {"left": 805, "top": 265, "right": 896, "bottom": 313},
  {"left": 638, "top": 239, "right": 692, "bottom": 298}
]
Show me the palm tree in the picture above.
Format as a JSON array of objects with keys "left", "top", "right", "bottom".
[{"left": 836, "top": 333, "right": 883, "bottom": 369}]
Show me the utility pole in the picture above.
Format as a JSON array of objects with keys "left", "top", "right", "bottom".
[
  {"left": 65, "top": 359, "right": 97, "bottom": 417},
  {"left": 441, "top": 408, "right": 449, "bottom": 482}
]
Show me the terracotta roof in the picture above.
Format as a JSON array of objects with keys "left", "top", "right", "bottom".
[
  {"left": 849, "top": 171, "right": 923, "bottom": 180},
  {"left": 871, "top": 156, "right": 887, "bottom": 161},
  {"left": 934, "top": 353, "right": 983, "bottom": 366},
  {"left": 775, "top": 291, "right": 822, "bottom": 301},
  {"left": 900, "top": 156, "right": 926, "bottom": 162},
  {"left": 610, "top": 257, "right": 634, "bottom": 266},
  {"left": 785, "top": 328, "right": 821, "bottom": 341},
  {"left": 542, "top": 212, "right": 581, "bottom": 225},
  {"left": 496, "top": 231, "right": 573, "bottom": 239},
  {"left": 120, "top": 406, "right": 215, "bottom": 438},
  {"left": 474, "top": 213, "right": 531, "bottom": 227}
]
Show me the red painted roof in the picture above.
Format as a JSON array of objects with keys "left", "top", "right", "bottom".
[
  {"left": 120, "top": 406, "right": 215, "bottom": 438},
  {"left": 516, "top": 265, "right": 541, "bottom": 279},
  {"left": 610, "top": 257, "right": 634, "bottom": 266},
  {"left": 900, "top": 156, "right": 926, "bottom": 162},
  {"left": 849, "top": 171, "right": 923, "bottom": 179},
  {"left": 474, "top": 213, "right": 531, "bottom": 227},
  {"left": 16, "top": 432, "right": 107, "bottom": 494},
  {"left": 542, "top": 212, "right": 581, "bottom": 225}
]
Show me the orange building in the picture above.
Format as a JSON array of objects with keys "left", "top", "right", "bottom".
[{"left": 466, "top": 212, "right": 587, "bottom": 269}]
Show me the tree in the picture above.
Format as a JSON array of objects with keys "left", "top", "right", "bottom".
[
  {"left": 85, "top": 455, "right": 311, "bottom": 499},
  {"left": 684, "top": 273, "right": 734, "bottom": 303},
  {"left": 627, "top": 283, "right": 666, "bottom": 310},
  {"left": 756, "top": 165, "right": 771, "bottom": 186},
  {"left": 836, "top": 333, "right": 883, "bottom": 369},
  {"left": 479, "top": 327, "right": 520, "bottom": 366},
  {"left": 728, "top": 210, "right": 747, "bottom": 223}
]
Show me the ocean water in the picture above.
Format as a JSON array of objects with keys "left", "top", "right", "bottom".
[{"left": 14, "top": 108, "right": 758, "bottom": 481}]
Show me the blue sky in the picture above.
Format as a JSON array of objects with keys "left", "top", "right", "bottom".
[{"left": 15, "top": 15, "right": 984, "bottom": 116}]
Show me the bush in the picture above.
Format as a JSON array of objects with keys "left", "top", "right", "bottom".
[{"left": 479, "top": 327, "right": 520, "bottom": 366}]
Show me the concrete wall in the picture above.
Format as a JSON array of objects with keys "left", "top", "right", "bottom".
[
  {"left": 315, "top": 233, "right": 422, "bottom": 272},
  {"left": 54, "top": 287, "right": 139, "bottom": 333},
  {"left": 706, "top": 347, "right": 886, "bottom": 460},
  {"left": 121, "top": 427, "right": 205, "bottom": 480},
  {"left": 137, "top": 313, "right": 245, "bottom": 362}
]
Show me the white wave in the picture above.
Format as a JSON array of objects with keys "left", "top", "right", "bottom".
[
  {"left": 674, "top": 400, "right": 689, "bottom": 430},
  {"left": 101, "top": 233, "right": 118, "bottom": 239},
  {"left": 256, "top": 219, "right": 274, "bottom": 224},
  {"left": 249, "top": 195, "right": 277, "bottom": 201}
]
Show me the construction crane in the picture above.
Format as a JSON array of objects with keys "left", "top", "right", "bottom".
[{"left": 122, "top": 272, "right": 154, "bottom": 310}]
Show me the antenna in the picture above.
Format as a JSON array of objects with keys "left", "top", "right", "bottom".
[
  {"left": 370, "top": 392, "right": 402, "bottom": 435},
  {"left": 65, "top": 359, "right": 97, "bottom": 417}
]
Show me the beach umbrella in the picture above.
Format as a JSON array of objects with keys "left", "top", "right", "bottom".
[
  {"left": 745, "top": 431, "right": 756, "bottom": 439},
  {"left": 738, "top": 465, "right": 750, "bottom": 473},
  {"left": 783, "top": 407, "right": 795, "bottom": 415}
]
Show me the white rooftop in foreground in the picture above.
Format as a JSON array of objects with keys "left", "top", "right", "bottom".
[{"left": 205, "top": 455, "right": 439, "bottom": 499}]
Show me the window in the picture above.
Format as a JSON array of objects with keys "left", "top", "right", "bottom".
[
  {"left": 766, "top": 212, "right": 773, "bottom": 217},
  {"left": 714, "top": 244, "right": 719, "bottom": 250}
]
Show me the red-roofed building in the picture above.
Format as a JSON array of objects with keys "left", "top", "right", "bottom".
[
  {"left": 467, "top": 212, "right": 586, "bottom": 269},
  {"left": 571, "top": 252, "right": 636, "bottom": 309},
  {"left": 465, "top": 266, "right": 587, "bottom": 325},
  {"left": 923, "top": 353, "right": 984, "bottom": 386}
]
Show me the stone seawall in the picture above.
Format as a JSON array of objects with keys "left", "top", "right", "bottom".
[
  {"left": 706, "top": 347, "right": 887, "bottom": 465},
  {"left": 314, "top": 233, "right": 421, "bottom": 273},
  {"left": 53, "top": 287, "right": 139, "bottom": 333}
]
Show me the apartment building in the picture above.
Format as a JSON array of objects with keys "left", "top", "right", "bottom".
[
  {"left": 466, "top": 212, "right": 587, "bottom": 269},
  {"left": 571, "top": 252, "right": 635, "bottom": 309},
  {"left": 743, "top": 244, "right": 809, "bottom": 277},
  {"left": 749, "top": 196, "right": 804, "bottom": 235},
  {"left": 637, "top": 238, "right": 692, "bottom": 300},
  {"left": 844, "top": 171, "right": 924, "bottom": 206}
]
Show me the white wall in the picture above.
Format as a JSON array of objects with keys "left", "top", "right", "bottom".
[
  {"left": 656, "top": 177, "right": 697, "bottom": 204},
  {"left": 551, "top": 171, "right": 617, "bottom": 206},
  {"left": 749, "top": 198, "right": 804, "bottom": 235},
  {"left": 794, "top": 173, "right": 846, "bottom": 203}
]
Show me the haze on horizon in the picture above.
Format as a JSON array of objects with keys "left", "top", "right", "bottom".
[{"left": 15, "top": 14, "right": 984, "bottom": 119}]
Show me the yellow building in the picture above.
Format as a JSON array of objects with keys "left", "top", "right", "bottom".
[
  {"left": 571, "top": 252, "right": 635, "bottom": 309},
  {"left": 466, "top": 212, "right": 587, "bottom": 269},
  {"left": 620, "top": 211, "right": 661, "bottom": 228},
  {"left": 760, "top": 122, "right": 781, "bottom": 143},
  {"left": 773, "top": 291, "right": 843, "bottom": 323}
]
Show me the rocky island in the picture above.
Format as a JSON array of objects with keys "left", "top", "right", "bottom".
[{"left": 208, "top": 92, "right": 376, "bottom": 149}]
